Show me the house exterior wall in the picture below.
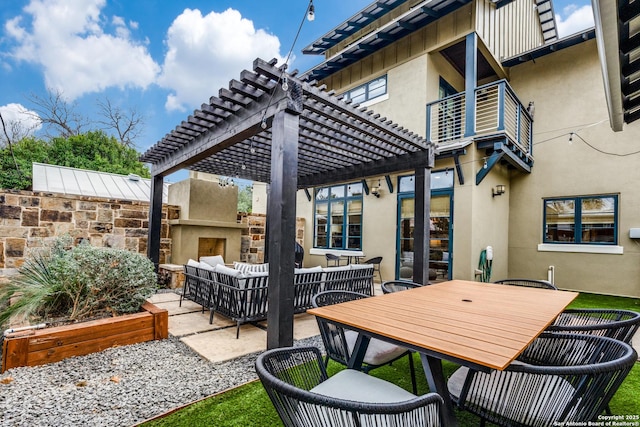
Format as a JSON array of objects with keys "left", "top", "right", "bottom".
[
  {"left": 506, "top": 39, "right": 640, "bottom": 297},
  {"left": 321, "top": 3, "right": 474, "bottom": 96},
  {"left": 296, "top": 0, "right": 639, "bottom": 296}
]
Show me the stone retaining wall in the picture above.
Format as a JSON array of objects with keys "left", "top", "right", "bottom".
[{"left": 0, "top": 190, "right": 179, "bottom": 276}]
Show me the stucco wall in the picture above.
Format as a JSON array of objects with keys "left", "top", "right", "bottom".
[{"left": 507, "top": 39, "right": 640, "bottom": 297}]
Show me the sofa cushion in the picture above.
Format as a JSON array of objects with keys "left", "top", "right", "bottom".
[
  {"left": 321, "top": 265, "right": 352, "bottom": 273},
  {"left": 234, "top": 262, "right": 269, "bottom": 273},
  {"left": 198, "top": 261, "right": 215, "bottom": 271},
  {"left": 350, "top": 263, "right": 373, "bottom": 271},
  {"left": 294, "top": 266, "right": 323, "bottom": 274},
  {"left": 200, "top": 255, "right": 225, "bottom": 268},
  {"left": 186, "top": 259, "right": 200, "bottom": 268},
  {"left": 215, "top": 264, "right": 244, "bottom": 277}
]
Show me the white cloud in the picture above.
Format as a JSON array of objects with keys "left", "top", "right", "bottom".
[
  {"left": 556, "top": 5, "right": 594, "bottom": 38},
  {"left": 0, "top": 103, "right": 42, "bottom": 137},
  {"left": 5, "top": 0, "right": 160, "bottom": 100},
  {"left": 157, "top": 8, "right": 286, "bottom": 112}
]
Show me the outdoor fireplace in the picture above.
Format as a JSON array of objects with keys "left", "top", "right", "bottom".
[{"left": 167, "top": 177, "right": 246, "bottom": 265}]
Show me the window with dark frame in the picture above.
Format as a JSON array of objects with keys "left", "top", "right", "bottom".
[
  {"left": 543, "top": 195, "right": 618, "bottom": 245},
  {"left": 314, "top": 183, "right": 363, "bottom": 250},
  {"left": 343, "top": 76, "right": 387, "bottom": 104}
]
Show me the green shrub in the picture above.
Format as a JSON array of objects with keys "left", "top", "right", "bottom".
[{"left": 0, "top": 237, "right": 157, "bottom": 328}]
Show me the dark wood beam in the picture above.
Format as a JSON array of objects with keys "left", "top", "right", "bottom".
[
  {"left": 266, "top": 109, "right": 299, "bottom": 349},
  {"left": 147, "top": 175, "right": 164, "bottom": 270},
  {"left": 413, "top": 166, "right": 431, "bottom": 285},
  {"left": 298, "top": 150, "right": 431, "bottom": 188}
]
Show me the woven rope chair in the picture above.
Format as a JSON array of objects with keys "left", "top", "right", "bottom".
[
  {"left": 547, "top": 308, "right": 640, "bottom": 344},
  {"left": 448, "top": 333, "right": 637, "bottom": 427},
  {"left": 381, "top": 280, "right": 423, "bottom": 294},
  {"left": 493, "top": 278, "right": 557, "bottom": 290},
  {"left": 256, "top": 346, "right": 445, "bottom": 427},
  {"left": 312, "top": 290, "right": 418, "bottom": 394}
]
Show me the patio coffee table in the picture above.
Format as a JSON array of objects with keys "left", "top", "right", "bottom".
[{"left": 307, "top": 279, "right": 578, "bottom": 426}]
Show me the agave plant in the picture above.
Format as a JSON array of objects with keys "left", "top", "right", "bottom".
[{"left": 0, "top": 237, "right": 158, "bottom": 329}]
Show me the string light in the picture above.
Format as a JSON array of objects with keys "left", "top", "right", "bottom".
[
  {"left": 307, "top": 0, "right": 315, "bottom": 21},
  {"left": 259, "top": 0, "right": 314, "bottom": 128}
]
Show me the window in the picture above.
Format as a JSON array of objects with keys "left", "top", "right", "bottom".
[
  {"left": 544, "top": 195, "right": 618, "bottom": 245},
  {"left": 314, "top": 183, "right": 363, "bottom": 250},
  {"left": 343, "top": 76, "right": 387, "bottom": 104}
]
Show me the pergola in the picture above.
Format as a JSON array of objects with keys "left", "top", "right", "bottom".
[{"left": 140, "top": 58, "right": 435, "bottom": 348}]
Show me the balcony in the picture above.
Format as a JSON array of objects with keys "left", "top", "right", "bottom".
[{"left": 426, "top": 80, "right": 534, "bottom": 182}]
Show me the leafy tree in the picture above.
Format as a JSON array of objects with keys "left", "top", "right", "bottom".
[
  {"left": 238, "top": 184, "right": 253, "bottom": 213},
  {"left": 0, "top": 130, "right": 150, "bottom": 190}
]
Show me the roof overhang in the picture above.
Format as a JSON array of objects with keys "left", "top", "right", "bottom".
[
  {"left": 303, "top": 0, "right": 472, "bottom": 81},
  {"left": 592, "top": 0, "right": 640, "bottom": 131},
  {"left": 140, "top": 58, "right": 435, "bottom": 189},
  {"left": 302, "top": 0, "right": 410, "bottom": 55},
  {"left": 502, "top": 28, "right": 596, "bottom": 67}
]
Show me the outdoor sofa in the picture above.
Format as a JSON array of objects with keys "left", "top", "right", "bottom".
[{"left": 182, "top": 257, "right": 374, "bottom": 338}]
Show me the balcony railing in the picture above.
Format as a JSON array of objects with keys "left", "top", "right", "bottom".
[{"left": 426, "top": 80, "right": 533, "bottom": 156}]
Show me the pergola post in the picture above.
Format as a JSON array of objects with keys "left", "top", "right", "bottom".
[
  {"left": 413, "top": 166, "right": 431, "bottom": 285},
  {"left": 147, "top": 174, "right": 164, "bottom": 270},
  {"left": 266, "top": 109, "right": 299, "bottom": 349}
]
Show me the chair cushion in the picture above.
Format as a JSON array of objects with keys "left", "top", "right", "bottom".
[
  {"left": 311, "top": 369, "right": 416, "bottom": 403},
  {"left": 200, "top": 255, "right": 225, "bottom": 268},
  {"left": 448, "top": 366, "right": 578, "bottom": 425},
  {"left": 186, "top": 259, "right": 200, "bottom": 268},
  {"left": 344, "top": 330, "right": 408, "bottom": 366}
]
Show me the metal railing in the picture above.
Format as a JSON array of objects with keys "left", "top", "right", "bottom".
[
  {"left": 426, "top": 92, "right": 465, "bottom": 147},
  {"left": 426, "top": 80, "right": 533, "bottom": 156}
]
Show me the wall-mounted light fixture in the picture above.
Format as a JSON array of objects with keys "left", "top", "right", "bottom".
[
  {"left": 371, "top": 178, "right": 381, "bottom": 198},
  {"left": 492, "top": 184, "right": 506, "bottom": 197}
]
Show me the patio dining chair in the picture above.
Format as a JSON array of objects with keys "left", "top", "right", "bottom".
[
  {"left": 547, "top": 308, "right": 640, "bottom": 415},
  {"left": 256, "top": 346, "right": 445, "bottom": 427},
  {"left": 381, "top": 280, "right": 423, "bottom": 294},
  {"left": 312, "top": 290, "right": 418, "bottom": 394},
  {"left": 325, "top": 253, "right": 343, "bottom": 267},
  {"left": 493, "top": 278, "right": 557, "bottom": 290},
  {"left": 362, "top": 256, "right": 383, "bottom": 282},
  {"left": 448, "top": 333, "right": 637, "bottom": 427},
  {"left": 547, "top": 308, "right": 640, "bottom": 344}
]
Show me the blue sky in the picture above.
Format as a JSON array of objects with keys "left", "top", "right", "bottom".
[{"left": 0, "top": 0, "right": 593, "bottom": 181}]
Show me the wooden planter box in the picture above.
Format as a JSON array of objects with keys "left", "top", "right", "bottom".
[{"left": 1, "top": 302, "right": 168, "bottom": 373}]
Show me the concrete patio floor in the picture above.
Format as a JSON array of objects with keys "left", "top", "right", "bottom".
[{"left": 147, "top": 291, "right": 322, "bottom": 363}]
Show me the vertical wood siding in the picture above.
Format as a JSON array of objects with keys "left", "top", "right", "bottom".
[{"left": 476, "top": 0, "right": 544, "bottom": 61}]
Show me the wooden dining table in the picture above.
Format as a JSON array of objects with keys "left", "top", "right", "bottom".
[{"left": 307, "top": 279, "right": 579, "bottom": 426}]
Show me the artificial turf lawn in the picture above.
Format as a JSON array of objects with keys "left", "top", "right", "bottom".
[{"left": 142, "top": 292, "right": 640, "bottom": 427}]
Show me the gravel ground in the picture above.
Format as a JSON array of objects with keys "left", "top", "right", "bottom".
[{"left": 0, "top": 334, "right": 322, "bottom": 427}]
